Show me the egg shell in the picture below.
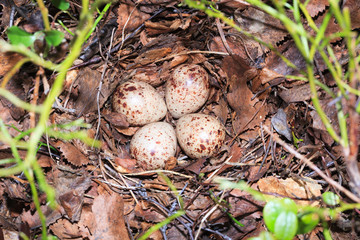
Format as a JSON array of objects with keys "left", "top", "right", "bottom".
[
  {"left": 130, "top": 122, "right": 177, "bottom": 170},
  {"left": 112, "top": 80, "right": 167, "bottom": 126},
  {"left": 176, "top": 114, "right": 225, "bottom": 159},
  {"left": 165, "top": 64, "right": 210, "bottom": 118}
]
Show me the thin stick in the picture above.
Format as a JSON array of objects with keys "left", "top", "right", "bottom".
[{"left": 263, "top": 126, "right": 360, "bottom": 203}]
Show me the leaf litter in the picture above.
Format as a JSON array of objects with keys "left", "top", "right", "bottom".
[{"left": 0, "top": 0, "right": 359, "bottom": 239}]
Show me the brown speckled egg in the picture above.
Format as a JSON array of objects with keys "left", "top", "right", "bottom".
[
  {"left": 165, "top": 64, "right": 210, "bottom": 118},
  {"left": 130, "top": 122, "right": 177, "bottom": 170},
  {"left": 176, "top": 114, "right": 225, "bottom": 159},
  {"left": 112, "top": 80, "right": 167, "bottom": 126}
]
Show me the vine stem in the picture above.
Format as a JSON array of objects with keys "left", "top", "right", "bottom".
[{"left": 36, "top": 0, "right": 51, "bottom": 31}]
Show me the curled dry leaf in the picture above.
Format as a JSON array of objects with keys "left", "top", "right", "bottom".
[
  {"left": 234, "top": 7, "right": 288, "bottom": 45},
  {"left": 91, "top": 193, "right": 130, "bottom": 240},
  {"left": 54, "top": 141, "right": 89, "bottom": 166},
  {"left": 103, "top": 112, "right": 130, "bottom": 128},
  {"left": 223, "top": 55, "right": 267, "bottom": 139},
  {"left": 0, "top": 52, "right": 23, "bottom": 75},
  {"left": 258, "top": 176, "right": 322, "bottom": 206},
  {"left": 116, "top": 4, "right": 150, "bottom": 34}
]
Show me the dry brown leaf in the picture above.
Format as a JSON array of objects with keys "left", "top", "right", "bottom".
[
  {"left": 134, "top": 200, "right": 166, "bottom": 223},
  {"left": 0, "top": 101, "right": 23, "bottom": 137},
  {"left": 209, "top": 36, "right": 251, "bottom": 60},
  {"left": 302, "top": 0, "right": 329, "bottom": 17},
  {"left": 322, "top": 0, "right": 360, "bottom": 39},
  {"left": 50, "top": 205, "right": 94, "bottom": 239},
  {"left": 258, "top": 176, "right": 322, "bottom": 206},
  {"left": 103, "top": 112, "right": 130, "bottom": 128},
  {"left": 234, "top": 7, "right": 288, "bottom": 45},
  {"left": 114, "top": 157, "right": 137, "bottom": 173},
  {"left": 310, "top": 98, "right": 340, "bottom": 146},
  {"left": 133, "top": 47, "right": 172, "bottom": 66},
  {"left": 132, "top": 64, "right": 163, "bottom": 86},
  {"left": 278, "top": 83, "right": 313, "bottom": 103},
  {"left": 54, "top": 141, "right": 89, "bottom": 166},
  {"left": 211, "top": 97, "right": 229, "bottom": 125},
  {"left": 145, "top": 18, "right": 191, "bottom": 35},
  {"left": 91, "top": 193, "right": 130, "bottom": 240},
  {"left": 71, "top": 68, "right": 119, "bottom": 116},
  {"left": 115, "top": 126, "right": 139, "bottom": 136},
  {"left": 53, "top": 169, "right": 92, "bottom": 222},
  {"left": 116, "top": 4, "right": 150, "bottom": 34},
  {"left": 21, "top": 204, "right": 63, "bottom": 229},
  {"left": 0, "top": 52, "right": 23, "bottom": 76},
  {"left": 223, "top": 55, "right": 267, "bottom": 138}
]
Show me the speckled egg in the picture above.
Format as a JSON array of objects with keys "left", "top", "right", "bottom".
[
  {"left": 130, "top": 122, "right": 177, "bottom": 170},
  {"left": 112, "top": 80, "right": 167, "bottom": 126},
  {"left": 165, "top": 64, "right": 210, "bottom": 118},
  {"left": 176, "top": 114, "right": 225, "bottom": 159}
]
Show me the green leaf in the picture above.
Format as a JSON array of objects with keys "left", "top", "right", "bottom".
[
  {"left": 274, "top": 211, "right": 298, "bottom": 240},
  {"left": 263, "top": 199, "right": 283, "bottom": 233},
  {"left": 263, "top": 198, "right": 297, "bottom": 233},
  {"left": 280, "top": 198, "right": 297, "bottom": 213},
  {"left": 297, "top": 212, "right": 319, "bottom": 234},
  {"left": 248, "top": 231, "right": 275, "bottom": 240},
  {"left": 322, "top": 192, "right": 340, "bottom": 206},
  {"left": 44, "top": 30, "right": 64, "bottom": 47},
  {"left": 7, "top": 26, "right": 36, "bottom": 47},
  {"left": 51, "top": 0, "right": 69, "bottom": 10}
]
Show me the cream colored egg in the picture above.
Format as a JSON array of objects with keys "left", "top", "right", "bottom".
[
  {"left": 130, "top": 122, "right": 177, "bottom": 170},
  {"left": 176, "top": 114, "right": 225, "bottom": 159},
  {"left": 165, "top": 64, "right": 210, "bottom": 118},
  {"left": 112, "top": 80, "right": 167, "bottom": 126}
]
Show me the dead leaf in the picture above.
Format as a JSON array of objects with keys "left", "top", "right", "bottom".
[
  {"left": 310, "top": 98, "right": 340, "bottom": 146},
  {"left": 134, "top": 201, "right": 166, "bottom": 223},
  {"left": 223, "top": 55, "right": 267, "bottom": 137},
  {"left": 132, "top": 64, "right": 163, "bottom": 86},
  {"left": 211, "top": 97, "right": 229, "bottom": 125},
  {"left": 0, "top": 52, "right": 23, "bottom": 76},
  {"left": 209, "top": 36, "right": 251, "bottom": 60},
  {"left": 50, "top": 205, "right": 94, "bottom": 239},
  {"left": 271, "top": 108, "right": 292, "bottom": 141},
  {"left": 73, "top": 68, "right": 118, "bottom": 116},
  {"left": 258, "top": 176, "right": 322, "bottom": 206},
  {"left": 145, "top": 18, "right": 191, "bottom": 35},
  {"left": 103, "top": 112, "right": 130, "bottom": 128},
  {"left": 114, "top": 157, "right": 137, "bottom": 173},
  {"left": 115, "top": 126, "right": 139, "bottom": 136},
  {"left": 91, "top": 193, "right": 130, "bottom": 240},
  {"left": 116, "top": 4, "right": 150, "bottom": 34},
  {"left": 53, "top": 169, "right": 92, "bottom": 222},
  {"left": 234, "top": 7, "right": 288, "bottom": 45},
  {"left": 302, "top": 0, "right": 329, "bottom": 17},
  {"left": 133, "top": 47, "right": 172, "bottom": 66},
  {"left": 278, "top": 83, "right": 316, "bottom": 103},
  {"left": 54, "top": 141, "right": 89, "bottom": 166}
]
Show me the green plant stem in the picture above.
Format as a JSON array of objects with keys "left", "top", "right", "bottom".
[
  {"left": 36, "top": 0, "right": 51, "bottom": 31},
  {"left": 58, "top": 20, "right": 74, "bottom": 36},
  {"left": 183, "top": 0, "right": 304, "bottom": 75},
  {"left": 0, "top": 41, "right": 59, "bottom": 70},
  {"left": 24, "top": 0, "right": 95, "bottom": 209},
  {"left": 1, "top": 57, "right": 30, "bottom": 88},
  {"left": 0, "top": 88, "right": 43, "bottom": 113},
  {"left": 85, "top": 2, "right": 112, "bottom": 41},
  {"left": 307, "top": 65, "right": 341, "bottom": 142},
  {"left": 138, "top": 210, "right": 185, "bottom": 240}
]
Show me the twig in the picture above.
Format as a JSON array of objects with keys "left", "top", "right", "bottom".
[
  {"left": 94, "top": 27, "right": 116, "bottom": 144},
  {"left": 263, "top": 125, "right": 360, "bottom": 203}
]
